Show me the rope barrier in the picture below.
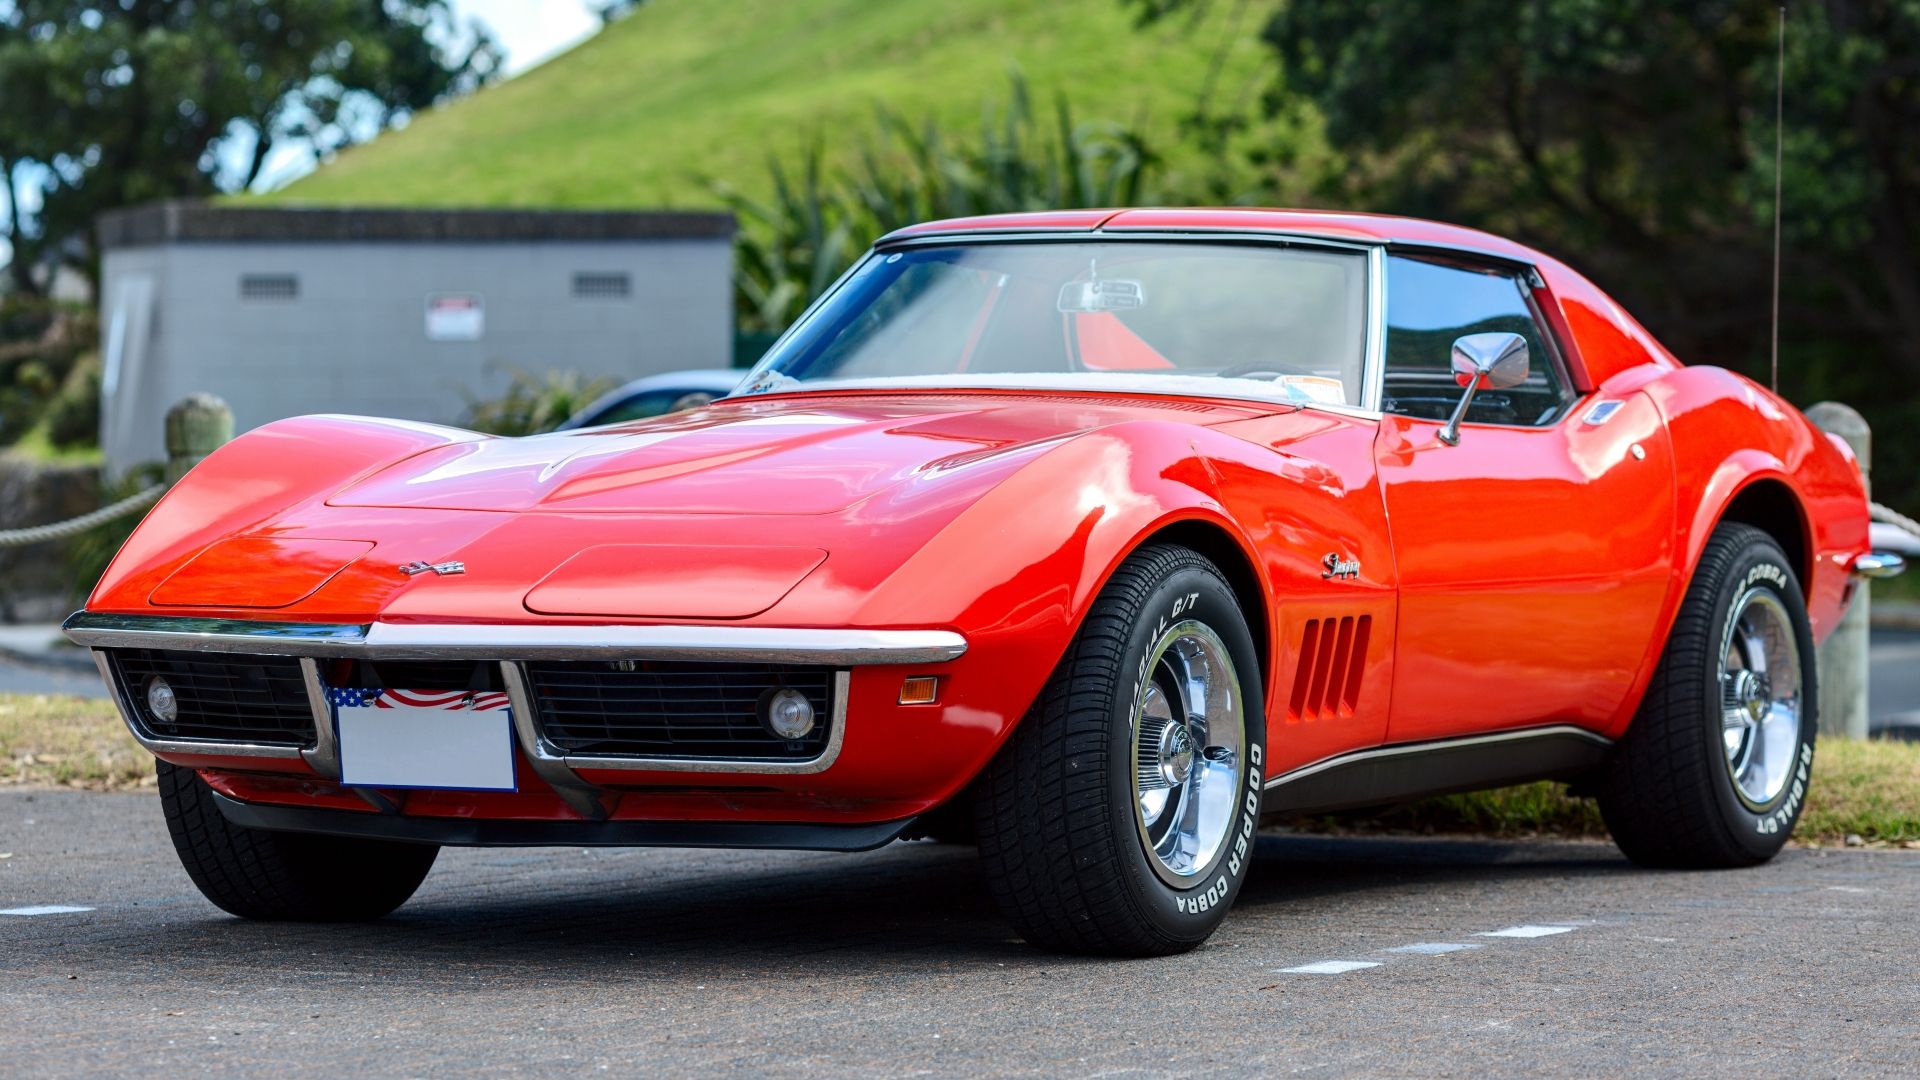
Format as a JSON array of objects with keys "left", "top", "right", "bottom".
[
  {"left": 1871, "top": 501, "right": 1920, "bottom": 542},
  {"left": 0, "top": 483, "right": 167, "bottom": 547}
]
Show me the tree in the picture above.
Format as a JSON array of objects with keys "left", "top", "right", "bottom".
[
  {"left": 0, "top": 0, "right": 502, "bottom": 293},
  {"left": 1128, "top": 0, "right": 1920, "bottom": 509}
]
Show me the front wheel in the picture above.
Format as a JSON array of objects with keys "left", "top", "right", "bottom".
[
  {"left": 158, "top": 761, "right": 439, "bottom": 920},
  {"left": 973, "top": 544, "right": 1266, "bottom": 955},
  {"left": 1596, "top": 523, "right": 1818, "bottom": 867}
]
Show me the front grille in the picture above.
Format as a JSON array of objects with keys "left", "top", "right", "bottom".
[
  {"left": 526, "top": 661, "right": 836, "bottom": 760},
  {"left": 108, "top": 648, "right": 314, "bottom": 746}
]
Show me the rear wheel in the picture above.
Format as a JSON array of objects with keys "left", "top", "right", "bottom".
[
  {"left": 158, "top": 761, "right": 439, "bottom": 920},
  {"left": 1596, "top": 524, "right": 1817, "bottom": 867},
  {"left": 974, "top": 544, "right": 1266, "bottom": 955}
]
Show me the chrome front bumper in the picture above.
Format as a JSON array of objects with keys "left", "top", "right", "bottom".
[
  {"left": 67, "top": 612, "right": 967, "bottom": 819},
  {"left": 1852, "top": 551, "right": 1907, "bottom": 580},
  {"left": 63, "top": 613, "right": 968, "bottom": 664}
]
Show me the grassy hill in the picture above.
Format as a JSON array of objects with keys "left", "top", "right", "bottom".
[{"left": 263, "top": 0, "right": 1290, "bottom": 209}]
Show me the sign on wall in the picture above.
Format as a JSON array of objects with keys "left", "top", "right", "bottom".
[{"left": 425, "top": 294, "right": 484, "bottom": 342}]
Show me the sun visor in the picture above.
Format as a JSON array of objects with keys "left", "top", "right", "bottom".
[
  {"left": 149, "top": 537, "right": 374, "bottom": 609},
  {"left": 524, "top": 545, "right": 827, "bottom": 620}
]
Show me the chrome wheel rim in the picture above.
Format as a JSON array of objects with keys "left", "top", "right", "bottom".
[
  {"left": 1718, "top": 587, "right": 1803, "bottom": 809},
  {"left": 1131, "top": 620, "right": 1245, "bottom": 887}
]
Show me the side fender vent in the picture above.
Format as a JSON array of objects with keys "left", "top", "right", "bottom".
[{"left": 1286, "top": 615, "right": 1372, "bottom": 722}]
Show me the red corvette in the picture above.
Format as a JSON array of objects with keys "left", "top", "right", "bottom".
[{"left": 68, "top": 209, "right": 1901, "bottom": 956}]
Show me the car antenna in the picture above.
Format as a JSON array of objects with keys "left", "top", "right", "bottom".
[{"left": 1769, "top": 4, "right": 1786, "bottom": 395}]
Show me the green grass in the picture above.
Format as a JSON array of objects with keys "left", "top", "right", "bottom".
[
  {"left": 7, "top": 692, "right": 1917, "bottom": 846},
  {"left": 0, "top": 694, "right": 149, "bottom": 791},
  {"left": 1292, "top": 738, "right": 1920, "bottom": 847},
  {"left": 1874, "top": 574, "right": 1920, "bottom": 605},
  {"left": 261, "top": 0, "right": 1298, "bottom": 210}
]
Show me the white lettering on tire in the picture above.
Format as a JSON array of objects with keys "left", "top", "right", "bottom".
[
  {"left": 1758, "top": 741, "right": 1815, "bottom": 835},
  {"left": 1735, "top": 563, "right": 1808, "bottom": 838},
  {"left": 1173, "top": 712, "right": 1265, "bottom": 916}
]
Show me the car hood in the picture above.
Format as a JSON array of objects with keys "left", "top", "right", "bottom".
[{"left": 328, "top": 393, "right": 1276, "bottom": 516}]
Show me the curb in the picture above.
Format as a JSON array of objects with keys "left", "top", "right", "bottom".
[{"left": 0, "top": 643, "right": 95, "bottom": 675}]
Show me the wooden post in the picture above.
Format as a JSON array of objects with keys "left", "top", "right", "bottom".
[
  {"left": 1806, "top": 401, "right": 1871, "bottom": 740},
  {"left": 163, "top": 393, "right": 233, "bottom": 484}
]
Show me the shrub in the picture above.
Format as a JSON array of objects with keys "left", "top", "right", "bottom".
[
  {"left": 46, "top": 356, "right": 102, "bottom": 450},
  {"left": 0, "top": 299, "right": 100, "bottom": 451},
  {"left": 717, "top": 75, "right": 1165, "bottom": 335},
  {"left": 461, "top": 368, "right": 617, "bottom": 436}
]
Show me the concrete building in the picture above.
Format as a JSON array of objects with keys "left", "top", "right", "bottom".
[{"left": 96, "top": 201, "right": 734, "bottom": 472}]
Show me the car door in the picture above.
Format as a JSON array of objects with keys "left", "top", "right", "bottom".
[{"left": 1373, "top": 253, "right": 1675, "bottom": 742}]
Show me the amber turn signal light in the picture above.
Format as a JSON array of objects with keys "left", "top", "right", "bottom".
[{"left": 898, "top": 676, "right": 940, "bottom": 705}]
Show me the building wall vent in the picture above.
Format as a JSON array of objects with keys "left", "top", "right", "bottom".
[
  {"left": 572, "top": 271, "right": 631, "bottom": 299},
  {"left": 239, "top": 274, "right": 299, "bottom": 301}
]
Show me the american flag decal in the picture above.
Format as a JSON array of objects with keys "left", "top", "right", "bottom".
[{"left": 327, "top": 687, "right": 510, "bottom": 712}]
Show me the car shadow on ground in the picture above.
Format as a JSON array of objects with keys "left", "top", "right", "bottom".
[
  {"left": 1232, "top": 831, "right": 1635, "bottom": 908},
  {"left": 101, "top": 832, "right": 1641, "bottom": 977}
]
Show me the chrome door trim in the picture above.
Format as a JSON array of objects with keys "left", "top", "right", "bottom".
[
  {"left": 1359, "top": 243, "right": 1388, "bottom": 416},
  {"left": 1263, "top": 724, "right": 1615, "bottom": 791},
  {"left": 64, "top": 612, "right": 967, "bottom": 665}
]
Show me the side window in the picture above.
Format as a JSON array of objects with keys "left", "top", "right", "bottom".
[{"left": 1381, "top": 255, "right": 1571, "bottom": 426}]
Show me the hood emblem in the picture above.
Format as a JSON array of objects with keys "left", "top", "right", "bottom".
[
  {"left": 1321, "top": 553, "right": 1361, "bottom": 581},
  {"left": 399, "top": 560, "right": 466, "bottom": 577}
]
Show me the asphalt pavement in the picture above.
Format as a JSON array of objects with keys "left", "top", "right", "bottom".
[
  {"left": 0, "top": 623, "right": 106, "bottom": 699},
  {"left": 2, "top": 788, "right": 1917, "bottom": 1077}
]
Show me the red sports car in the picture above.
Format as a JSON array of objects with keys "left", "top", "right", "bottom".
[{"left": 68, "top": 209, "right": 1901, "bottom": 956}]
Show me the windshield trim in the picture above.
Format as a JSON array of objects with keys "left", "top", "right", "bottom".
[
  {"left": 741, "top": 234, "right": 1387, "bottom": 416},
  {"left": 731, "top": 372, "right": 1341, "bottom": 408}
]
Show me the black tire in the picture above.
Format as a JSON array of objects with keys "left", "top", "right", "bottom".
[
  {"left": 157, "top": 761, "right": 439, "bottom": 920},
  {"left": 973, "top": 544, "right": 1266, "bottom": 956},
  {"left": 1596, "top": 523, "right": 1818, "bottom": 868},
  {"left": 902, "top": 791, "right": 977, "bottom": 844}
]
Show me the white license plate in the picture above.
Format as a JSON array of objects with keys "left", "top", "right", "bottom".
[{"left": 332, "top": 688, "right": 517, "bottom": 792}]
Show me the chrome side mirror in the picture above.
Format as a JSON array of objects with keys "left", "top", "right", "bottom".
[{"left": 1438, "top": 332, "right": 1530, "bottom": 446}]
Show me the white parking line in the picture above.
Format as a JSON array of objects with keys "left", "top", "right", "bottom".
[
  {"left": 1384, "top": 942, "right": 1483, "bottom": 955},
  {"left": 0, "top": 905, "right": 94, "bottom": 916},
  {"left": 1276, "top": 923, "right": 1584, "bottom": 977},
  {"left": 1279, "top": 960, "right": 1381, "bottom": 975}
]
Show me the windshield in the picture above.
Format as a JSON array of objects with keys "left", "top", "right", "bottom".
[{"left": 741, "top": 241, "right": 1369, "bottom": 406}]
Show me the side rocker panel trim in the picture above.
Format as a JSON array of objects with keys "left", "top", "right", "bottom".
[{"left": 1261, "top": 725, "right": 1614, "bottom": 815}]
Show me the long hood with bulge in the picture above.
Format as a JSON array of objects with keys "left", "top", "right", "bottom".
[
  {"left": 97, "top": 392, "right": 1285, "bottom": 624},
  {"left": 327, "top": 394, "right": 1273, "bottom": 516}
]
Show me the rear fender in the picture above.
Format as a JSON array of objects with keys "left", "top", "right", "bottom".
[{"left": 1644, "top": 367, "right": 1868, "bottom": 650}]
